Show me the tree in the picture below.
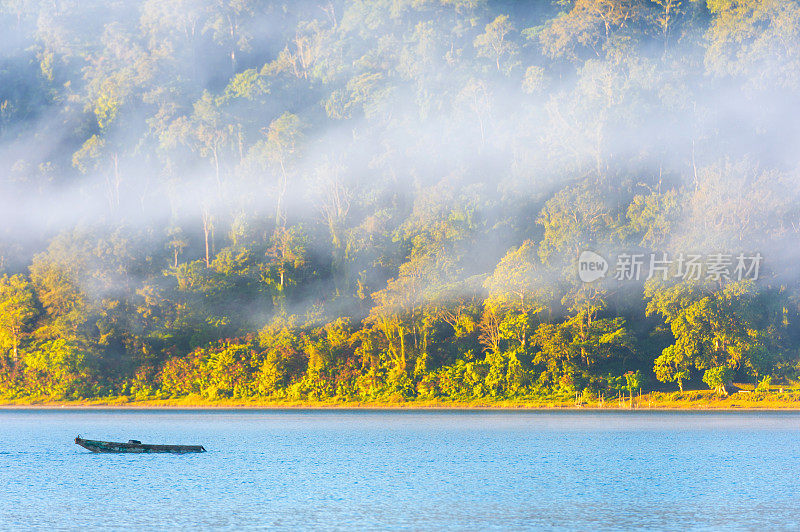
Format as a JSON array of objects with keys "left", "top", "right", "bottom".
[
  {"left": 702, "top": 365, "right": 733, "bottom": 396},
  {"left": 249, "top": 112, "right": 304, "bottom": 228},
  {"left": 454, "top": 78, "right": 493, "bottom": 148},
  {"left": 474, "top": 14, "right": 519, "bottom": 73},
  {"left": 653, "top": 344, "right": 691, "bottom": 391},
  {"left": 532, "top": 314, "right": 635, "bottom": 392},
  {"left": 646, "top": 279, "right": 782, "bottom": 389},
  {"left": 22, "top": 339, "right": 94, "bottom": 398},
  {"left": 705, "top": 0, "right": 800, "bottom": 89},
  {"left": 651, "top": 0, "right": 685, "bottom": 54},
  {"left": 193, "top": 92, "right": 234, "bottom": 195},
  {"left": 315, "top": 160, "right": 351, "bottom": 295},
  {"left": 624, "top": 369, "right": 642, "bottom": 405},
  {"left": 262, "top": 225, "right": 307, "bottom": 300},
  {"left": 0, "top": 274, "right": 37, "bottom": 363},
  {"left": 204, "top": 0, "right": 257, "bottom": 73},
  {"left": 166, "top": 225, "right": 189, "bottom": 268},
  {"left": 537, "top": 182, "right": 613, "bottom": 266},
  {"left": 625, "top": 189, "right": 681, "bottom": 247},
  {"left": 74, "top": 22, "right": 157, "bottom": 211},
  {"left": 484, "top": 241, "right": 553, "bottom": 315},
  {"left": 539, "top": 0, "right": 644, "bottom": 60},
  {"left": 366, "top": 255, "right": 432, "bottom": 381}
]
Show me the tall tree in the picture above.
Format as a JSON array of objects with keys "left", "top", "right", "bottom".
[{"left": 0, "top": 274, "right": 38, "bottom": 363}]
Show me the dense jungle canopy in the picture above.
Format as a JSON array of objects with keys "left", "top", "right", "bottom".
[{"left": 0, "top": 0, "right": 799, "bottom": 401}]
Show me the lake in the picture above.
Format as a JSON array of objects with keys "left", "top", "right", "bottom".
[{"left": 1, "top": 409, "right": 799, "bottom": 530}]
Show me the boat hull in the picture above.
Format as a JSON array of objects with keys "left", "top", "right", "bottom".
[{"left": 75, "top": 437, "right": 205, "bottom": 453}]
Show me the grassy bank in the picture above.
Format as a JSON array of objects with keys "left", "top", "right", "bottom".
[{"left": 3, "top": 389, "right": 800, "bottom": 410}]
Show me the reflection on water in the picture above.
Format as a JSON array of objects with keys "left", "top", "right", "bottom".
[{"left": 1, "top": 409, "right": 798, "bottom": 530}]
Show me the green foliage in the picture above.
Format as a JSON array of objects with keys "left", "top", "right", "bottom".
[
  {"left": 624, "top": 370, "right": 642, "bottom": 394},
  {"left": 159, "top": 339, "right": 257, "bottom": 399},
  {"left": 654, "top": 345, "right": 691, "bottom": 391},
  {"left": 705, "top": 0, "right": 800, "bottom": 89},
  {"left": 0, "top": 0, "right": 797, "bottom": 404},
  {"left": 702, "top": 366, "right": 734, "bottom": 396},
  {"left": 0, "top": 274, "right": 38, "bottom": 362},
  {"left": 474, "top": 14, "right": 519, "bottom": 74},
  {"left": 20, "top": 339, "right": 95, "bottom": 398},
  {"left": 647, "top": 279, "right": 786, "bottom": 392}
]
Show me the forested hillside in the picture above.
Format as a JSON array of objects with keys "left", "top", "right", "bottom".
[{"left": 0, "top": 0, "right": 799, "bottom": 402}]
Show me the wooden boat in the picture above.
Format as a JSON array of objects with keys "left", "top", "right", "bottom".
[{"left": 75, "top": 435, "right": 206, "bottom": 453}]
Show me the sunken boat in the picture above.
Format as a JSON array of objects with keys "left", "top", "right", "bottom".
[{"left": 75, "top": 435, "right": 206, "bottom": 453}]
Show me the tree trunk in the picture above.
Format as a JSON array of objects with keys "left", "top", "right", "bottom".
[
  {"left": 202, "top": 212, "right": 212, "bottom": 268},
  {"left": 204, "top": 230, "right": 210, "bottom": 267},
  {"left": 276, "top": 159, "right": 288, "bottom": 228},
  {"left": 398, "top": 324, "right": 406, "bottom": 373},
  {"left": 213, "top": 147, "right": 221, "bottom": 197}
]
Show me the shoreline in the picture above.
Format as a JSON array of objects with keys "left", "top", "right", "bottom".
[
  {"left": 4, "top": 406, "right": 800, "bottom": 412},
  {"left": 2, "top": 394, "right": 800, "bottom": 411}
]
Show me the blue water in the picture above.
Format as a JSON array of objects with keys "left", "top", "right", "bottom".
[{"left": 1, "top": 410, "right": 799, "bottom": 530}]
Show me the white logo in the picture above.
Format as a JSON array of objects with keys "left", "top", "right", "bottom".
[{"left": 578, "top": 250, "right": 608, "bottom": 283}]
